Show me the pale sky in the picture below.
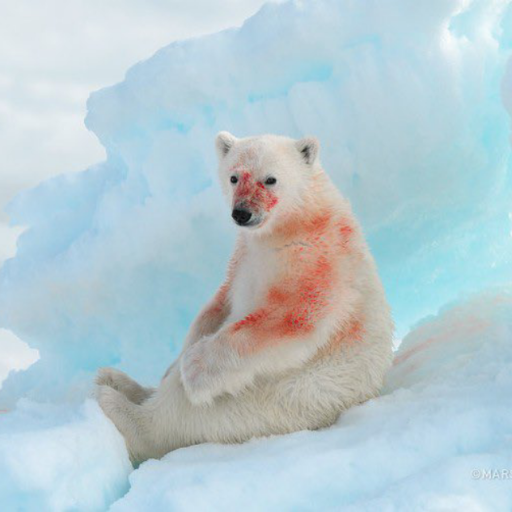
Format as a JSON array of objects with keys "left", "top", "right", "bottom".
[{"left": 0, "top": 0, "right": 271, "bottom": 385}]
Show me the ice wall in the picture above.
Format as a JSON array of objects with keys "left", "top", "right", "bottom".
[{"left": 1, "top": 0, "right": 512, "bottom": 404}]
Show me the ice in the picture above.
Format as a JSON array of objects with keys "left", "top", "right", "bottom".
[{"left": 1, "top": 0, "right": 512, "bottom": 508}]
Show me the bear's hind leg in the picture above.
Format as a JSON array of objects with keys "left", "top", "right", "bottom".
[
  {"left": 96, "top": 384, "right": 157, "bottom": 462},
  {"left": 96, "top": 367, "right": 155, "bottom": 405}
]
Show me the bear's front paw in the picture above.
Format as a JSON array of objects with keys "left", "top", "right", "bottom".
[
  {"left": 180, "top": 336, "right": 228, "bottom": 406},
  {"left": 96, "top": 384, "right": 125, "bottom": 418},
  {"left": 96, "top": 367, "right": 126, "bottom": 388}
]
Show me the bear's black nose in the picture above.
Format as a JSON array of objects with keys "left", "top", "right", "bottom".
[{"left": 232, "top": 208, "right": 252, "bottom": 226}]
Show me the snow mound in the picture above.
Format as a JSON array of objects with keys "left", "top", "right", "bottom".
[
  {"left": 3, "top": 290, "right": 507, "bottom": 511},
  {"left": 0, "top": 399, "right": 131, "bottom": 511},
  {"left": 1, "top": 0, "right": 512, "bottom": 405}
]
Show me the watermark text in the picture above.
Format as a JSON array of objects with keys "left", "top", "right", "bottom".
[{"left": 472, "top": 469, "right": 512, "bottom": 480}]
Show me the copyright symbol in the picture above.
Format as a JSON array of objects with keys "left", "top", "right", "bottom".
[{"left": 472, "top": 469, "right": 481, "bottom": 479}]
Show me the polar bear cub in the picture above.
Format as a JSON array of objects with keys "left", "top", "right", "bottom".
[{"left": 96, "top": 132, "right": 394, "bottom": 462}]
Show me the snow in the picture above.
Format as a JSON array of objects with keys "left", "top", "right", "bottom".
[
  {"left": 1, "top": 0, "right": 512, "bottom": 508},
  {"left": 0, "top": 399, "right": 131, "bottom": 511}
]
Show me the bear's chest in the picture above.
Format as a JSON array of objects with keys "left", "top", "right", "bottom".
[{"left": 227, "top": 244, "right": 282, "bottom": 322}]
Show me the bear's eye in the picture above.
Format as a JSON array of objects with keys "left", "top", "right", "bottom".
[
  {"left": 230, "top": 175, "right": 238, "bottom": 184},
  {"left": 265, "top": 177, "right": 277, "bottom": 186}
]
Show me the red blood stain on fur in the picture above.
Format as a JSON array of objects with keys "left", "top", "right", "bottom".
[
  {"left": 339, "top": 223, "right": 353, "bottom": 236},
  {"left": 274, "top": 210, "right": 343, "bottom": 245},
  {"left": 315, "top": 317, "right": 365, "bottom": 357},
  {"left": 227, "top": 206, "right": 360, "bottom": 356},
  {"left": 347, "top": 319, "right": 363, "bottom": 341},
  {"left": 337, "top": 221, "right": 354, "bottom": 252},
  {"left": 233, "top": 310, "right": 267, "bottom": 332},
  {"left": 232, "top": 250, "right": 334, "bottom": 354},
  {"left": 233, "top": 171, "right": 278, "bottom": 212}
]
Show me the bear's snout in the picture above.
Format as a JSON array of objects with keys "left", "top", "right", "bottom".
[{"left": 232, "top": 208, "right": 253, "bottom": 226}]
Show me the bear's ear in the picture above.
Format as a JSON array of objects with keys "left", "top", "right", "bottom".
[
  {"left": 215, "top": 131, "right": 238, "bottom": 159},
  {"left": 296, "top": 137, "right": 320, "bottom": 166}
]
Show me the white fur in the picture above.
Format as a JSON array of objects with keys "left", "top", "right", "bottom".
[{"left": 96, "top": 133, "right": 394, "bottom": 463}]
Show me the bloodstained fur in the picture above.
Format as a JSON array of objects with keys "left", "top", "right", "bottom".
[
  {"left": 231, "top": 207, "right": 361, "bottom": 356},
  {"left": 232, "top": 170, "right": 278, "bottom": 212}
]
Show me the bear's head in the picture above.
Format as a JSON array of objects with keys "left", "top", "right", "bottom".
[{"left": 215, "top": 132, "right": 321, "bottom": 234}]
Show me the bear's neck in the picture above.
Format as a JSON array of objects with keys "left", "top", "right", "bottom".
[{"left": 258, "top": 171, "right": 341, "bottom": 246}]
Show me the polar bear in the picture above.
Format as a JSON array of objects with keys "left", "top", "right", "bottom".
[{"left": 96, "top": 132, "right": 394, "bottom": 462}]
